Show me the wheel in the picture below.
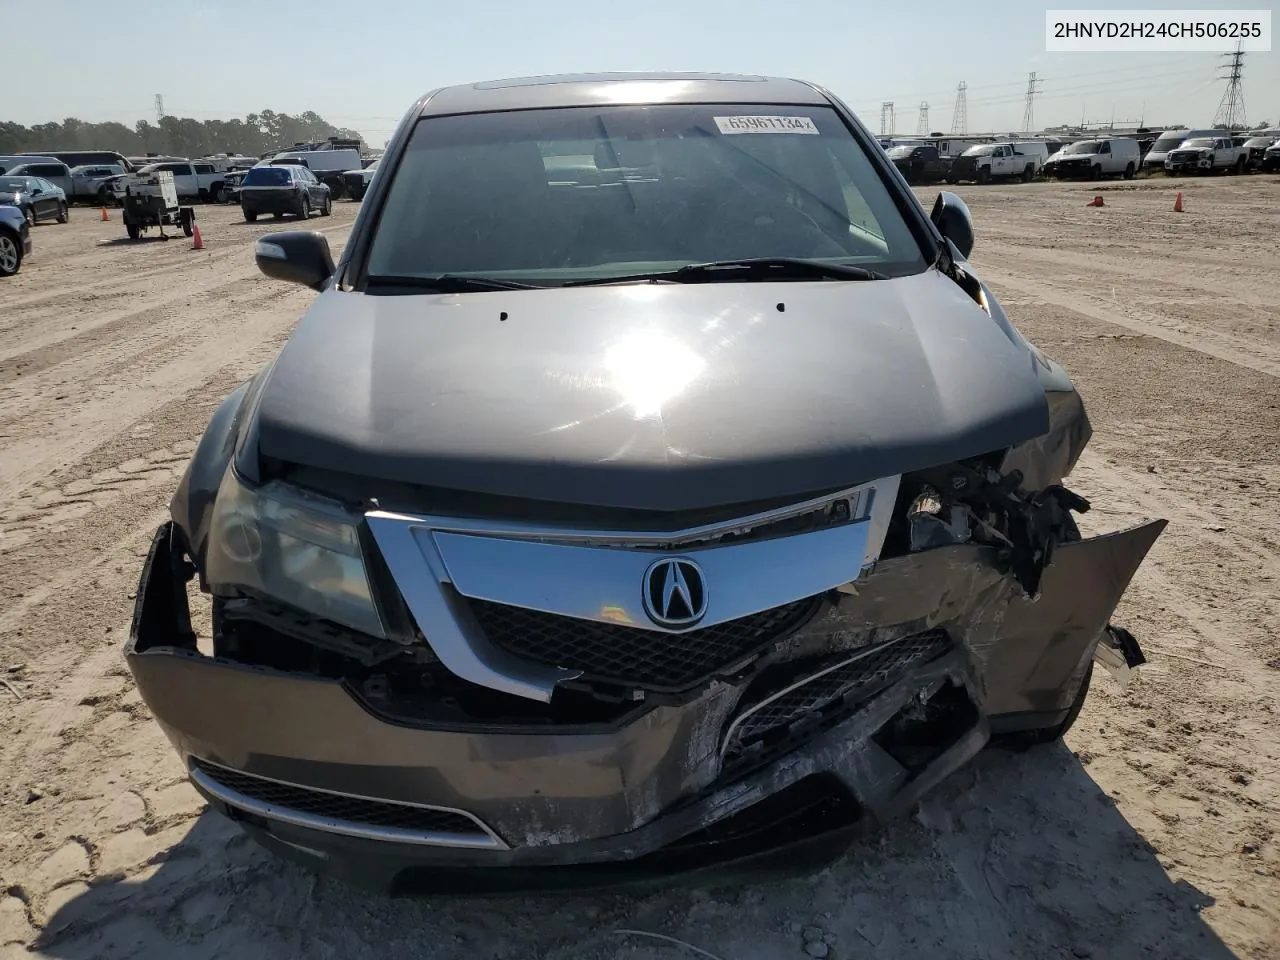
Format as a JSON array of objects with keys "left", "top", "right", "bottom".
[
  {"left": 56, "top": 202, "right": 68, "bottom": 223},
  {"left": 126, "top": 222, "right": 141, "bottom": 240},
  {"left": 243, "top": 209, "right": 258, "bottom": 223},
  {"left": 181, "top": 213, "right": 193, "bottom": 238},
  {"left": 1021, "top": 165, "right": 1033, "bottom": 182},
  {"left": 97, "top": 186, "right": 112, "bottom": 206},
  {"left": 327, "top": 182, "right": 346, "bottom": 201},
  {"left": 209, "top": 184, "right": 223, "bottom": 203},
  {"left": 0, "top": 229, "right": 22, "bottom": 277},
  {"left": 1090, "top": 164, "right": 1102, "bottom": 180},
  {"left": 298, "top": 196, "right": 311, "bottom": 220},
  {"left": 976, "top": 167, "right": 990, "bottom": 184},
  {"left": 23, "top": 205, "right": 35, "bottom": 227},
  {"left": 321, "top": 194, "right": 332, "bottom": 217},
  {"left": 1234, "top": 157, "right": 1246, "bottom": 175},
  {"left": 272, "top": 212, "right": 284, "bottom": 220},
  {"left": 1123, "top": 163, "right": 1135, "bottom": 180}
]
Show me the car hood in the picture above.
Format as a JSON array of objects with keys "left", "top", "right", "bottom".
[
  {"left": 251, "top": 268, "right": 1051, "bottom": 512},
  {"left": 0, "top": 193, "right": 19, "bottom": 203}
]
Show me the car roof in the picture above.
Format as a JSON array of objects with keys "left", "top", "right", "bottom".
[{"left": 416, "top": 72, "right": 830, "bottom": 117}]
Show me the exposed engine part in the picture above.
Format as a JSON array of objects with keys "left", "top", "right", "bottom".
[
  {"left": 906, "top": 485, "right": 974, "bottom": 552},
  {"left": 893, "top": 460, "right": 1090, "bottom": 598}
]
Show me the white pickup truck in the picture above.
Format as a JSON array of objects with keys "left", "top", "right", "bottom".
[
  {"left": 1163, "top": 136, "right": 1248, "bottom": 175},
  {"left": 128, "top": 161, "right": 231, "bottom": 202}
]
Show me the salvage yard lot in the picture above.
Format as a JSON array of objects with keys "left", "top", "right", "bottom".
[{"left": 0, "top": 177, "right": 1277, "bottom": 959}]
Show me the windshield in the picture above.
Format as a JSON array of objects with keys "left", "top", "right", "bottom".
[
  {"left": 0, "top": 177, "right": 32, "bottom": 193},
  {"left": 365, "top": 104, "right": 927, "bottom": 285},
  {"left": 1064, "top": 141, "right": 1102, "bottom": 154},
  {"left": 244, "top": 167, "right": 294, "bottom": 186},
  {"left": 1151, "top": 136, "right": 1185, "bottom": 151},
  {"left": 1181, "top": 138, "right": 1214, "bottom": 148},
  {"left": 962, "top": 145, "right": 994, "bottom": 157}
]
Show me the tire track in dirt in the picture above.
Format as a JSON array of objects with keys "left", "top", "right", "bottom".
[
  {"left": 0, "top": 364, "right": 254, "bottom": 638},
  {"left": 0, "top": 219, "right": 354, "bottom": 356},
  {"left": 977, "top": 265, "right": 1280, "bottom": 378},
  {"left": 979, "top": 241, "right": 1280, "bottom": 316},
  {"left": 0, "top": 285, "right": 304, "bottom": 502},
  {"left": 0, "top": 276, "right": 296, "bottom": 388}
]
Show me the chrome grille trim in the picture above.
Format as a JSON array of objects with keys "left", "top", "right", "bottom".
[
  {"left": 364, "top": 476, "right": 900, "bottom": 703},
  {"left": 190, "top": 759, "right": 509, "bottom": 850}
]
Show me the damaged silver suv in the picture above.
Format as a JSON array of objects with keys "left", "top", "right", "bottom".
[{"left": 126, "top": 72, "right": 1166, "bottom": 893}]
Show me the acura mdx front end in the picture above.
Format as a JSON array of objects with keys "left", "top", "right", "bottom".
[{"left": 125, "top": 72, "right": 1165, "bottom": 893}]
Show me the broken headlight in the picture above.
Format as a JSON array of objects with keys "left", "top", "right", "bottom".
[{"left": 205, "top": 467, "right": 386, "bottom": 638}]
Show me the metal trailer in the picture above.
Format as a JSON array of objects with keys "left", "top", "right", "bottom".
[{"left": 121, "top": 170, "right": 196, "bottom": 240}]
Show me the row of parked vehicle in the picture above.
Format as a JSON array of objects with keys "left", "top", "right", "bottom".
[{"left": 883, "top": 128, "right": 1280, "bottom": 186}]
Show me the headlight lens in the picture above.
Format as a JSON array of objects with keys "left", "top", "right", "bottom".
[{"left": 205, "top": 467, "right": 386, "bottom": 637}]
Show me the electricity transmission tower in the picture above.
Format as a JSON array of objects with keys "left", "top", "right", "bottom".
[
  {"left": 916, "top": 101, "right": 929, "bottom": 135},
  {"left": 880, "top": 101, "right": 896, "bottom": 136},
  {"left": 154, "top": 94, "right": 164, "bottom": 125},
  {"left": 1022, "top": 72, "right": 1042, "bottom": 132},
  {"left": 950, "top": 82, "right": 967, "bottom": 135},
  {"left": 1212, "top": 42, "right": 1247, "bottom": 129}
]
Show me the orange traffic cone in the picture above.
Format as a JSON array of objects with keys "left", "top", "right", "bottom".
[
  {"left": 1086, "top": 195, "right": 1104, "bottom": 207},
  {"left": 191, "top": 223, "right": 203, "bottom": 250},
  {"left": 99, "top": 207, "right": 109, "bottom": 221},
  {"left": 1173, "top": 192, "right": 1183, "bottom": 213}
]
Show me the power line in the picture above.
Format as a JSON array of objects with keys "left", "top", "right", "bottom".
[
  {"left": 1213, "top": 42, "right": 1247, "bottom": 128},
  {"left": 950, "top": 82, "right": 967, "bottom": 135},
  {"left": 154, "top": 94, "right": 164, "bottom": 126}
]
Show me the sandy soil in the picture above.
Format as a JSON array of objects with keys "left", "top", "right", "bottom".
[{"left": 0, "top": 176, "right": 1277, "bottom": 960}]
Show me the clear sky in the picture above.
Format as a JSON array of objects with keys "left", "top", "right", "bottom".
[{"left": 12, "top": 0, "right": 1278, "bottom": 145}]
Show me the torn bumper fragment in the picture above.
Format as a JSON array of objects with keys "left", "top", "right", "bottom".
[{"left": 125, "top": 506, "right": 1165, "bottom": 893}]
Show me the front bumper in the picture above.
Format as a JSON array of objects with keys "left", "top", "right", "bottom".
[
  {"left": 1045, "top": 160, "right": 1093, "bottom": 179},
  {"left": 1165, "top": 154, "right": 1211, "bottom": 173},
  {"left": 126, "top": 510, "right": 1165, "bottom": 891}
]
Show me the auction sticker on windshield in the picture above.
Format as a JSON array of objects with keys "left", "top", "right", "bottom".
[{"left": 713, "top": 116, "right": 820, "bottom": 135}]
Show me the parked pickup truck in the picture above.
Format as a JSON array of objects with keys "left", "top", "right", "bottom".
[
  {"left": 68, "top": 164, "right": 127, "bottom": 205},
  {"left": 886, "top": 144, "right": 951, "bottom": 185},
  {"left": 948, "top": 141, "right": 1044, "bottom": 183},
  {"left": 130, "top": 161, "right": 230, "bottom": 202},
  {"left": 1262, "top": 140, "right": 1280, "bottom": 173},
  {"left": 1241, "top": 136, "right": 1276, "bottom": 171},
  {"left": 1164, "top": 137, "right": 1247, "bottom": 175}
]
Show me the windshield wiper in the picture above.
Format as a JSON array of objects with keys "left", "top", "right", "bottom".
[
  {"left": 366, "top": 274, "right": 543, "bottom": 292},
  {"left": 562, "top": 258, "right": 886, "bottom": 287}
]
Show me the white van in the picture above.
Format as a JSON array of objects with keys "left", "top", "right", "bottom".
[
  {"left": 1043, "top": 138, "right": 1141, "bottom": 180},
  {"left": 1142, "top": 128, "right": 1219, "bottom": 173},
  {"left": 263, "top": 148, "right": 363, "bottom": 198}
]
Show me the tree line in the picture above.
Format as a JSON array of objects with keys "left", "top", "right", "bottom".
[{"left": 0, "top": 111, "right": 367, "bottom": 160}]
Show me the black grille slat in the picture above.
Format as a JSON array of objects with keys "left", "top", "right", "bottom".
[
  {"left": 192, "top": 760, "right": 484, "bottom": 835},
  {"left": 467, "top": 596, "right": 824, "bottom": 692},
  {"left": 723, "top": 630, "right": 952, "bottom": 765}
]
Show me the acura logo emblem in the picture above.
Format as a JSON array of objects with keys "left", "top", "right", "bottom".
[{"left": 642, "top": 557, "right": 708, "bottom": 628}]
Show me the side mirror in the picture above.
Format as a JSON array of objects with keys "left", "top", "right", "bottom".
[
  {"left": 929, "top": 191, "right": 974, "bottom": 260},
  {"left": 31, "top": 187, "right": 43, "bottom": 196},
  {"left": 254, "top": 231, "right": 334, "bottom": 292}
]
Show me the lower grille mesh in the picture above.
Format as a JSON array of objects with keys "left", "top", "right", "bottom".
[
  {"left": 467, "top": 595, "right": 825, "bottom": 692},
  {"left": 722, "top": 629, "right": 952, "bottom": 768},
  {"left": 191, "top": 760, "right": 486, "bottom": 836}
]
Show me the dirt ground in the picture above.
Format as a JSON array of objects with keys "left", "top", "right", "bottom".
[{"left": 0, "top": 175, "right": 1277, "bottom": 960}]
